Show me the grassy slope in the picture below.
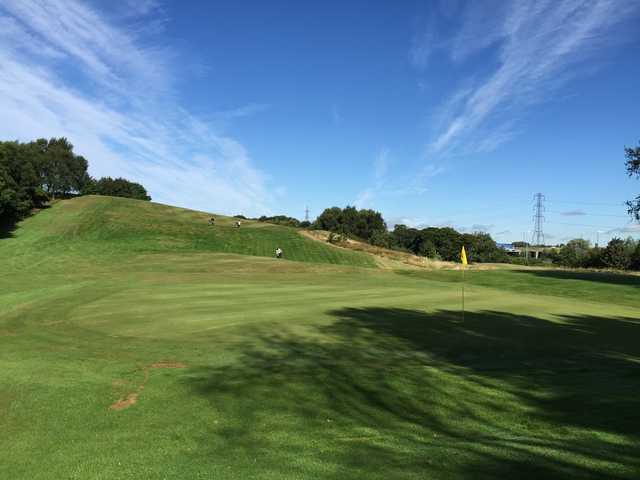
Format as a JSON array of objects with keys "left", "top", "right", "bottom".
[
  {"left": 1, "top": 198, "right": 640, "bottom": 479},
  {"left": 1, "top": 195, "right": 375, "bottom": 270}
]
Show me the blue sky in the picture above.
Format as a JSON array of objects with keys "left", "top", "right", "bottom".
[{"left": 1, "top": 0, "right": 639, "bottom": 244}]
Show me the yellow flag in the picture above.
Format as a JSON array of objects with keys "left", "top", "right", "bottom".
[{"left": 460, "top": 245, "right": 468, "bottom": 265}]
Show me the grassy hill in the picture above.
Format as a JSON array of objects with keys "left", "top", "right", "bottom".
[
  {"left": 1, "top": 195, "right": 639, "bottom": 479},
  {"left": 0, "top": 195, "right": 375, "bottom": 269}
]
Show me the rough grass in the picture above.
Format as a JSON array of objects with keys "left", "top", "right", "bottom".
[
  {"left": 1, "top": 196, "right": 375, "bottom": 270},
  {"left": 1, "top": 197, "right": 639, "bottom": 479}
]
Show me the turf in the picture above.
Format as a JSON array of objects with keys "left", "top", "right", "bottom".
[
  {"left": 1, "top": 196, "right": 375, "bottom": 271},
  {"left": 1, "top": 197, "right": 639, "bottom": 479}
]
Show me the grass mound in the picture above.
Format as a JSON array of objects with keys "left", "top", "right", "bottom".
[{"left": 0, "top": 196, "right": 375, "bottom": 268}]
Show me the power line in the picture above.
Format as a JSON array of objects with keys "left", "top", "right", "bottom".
[
  {"left": 547, "top": 199, "right": 626, "bottom": 207},
  {"left": 547, "top": 220, "right": 635, "bottom": 230},
  {"left": 546, "top": 210, "right": 629, "bottom": 218}
]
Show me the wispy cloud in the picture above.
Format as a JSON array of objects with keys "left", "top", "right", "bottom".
[
  {"left": 217, "top": 103, "right": 271, "bottom": 120},
  {"left": 409, "top": 16, "right": 437, "bottom": 69},
  {"left": 561, "top": 210, "right": 587, "bottom": 216},
  {"left": 374, "top": 149, "right": 389, "bottom": 181},
  {"left": 124, "top": 0, "right": 161, "bottom": 17},
  {"left": 606, "top": 224, "right": 640, "bottom": 235},
  {"left": 471, "top": 224, "right": 495, "bottom": 233},
  {"left": 0, "top": 0, "right": 274, "bottom": 216},
  {"left": 353, "top": 149, "right": 444, "bottom": 208},
  {"left": 421, "top": 0, "right": 640, "bottom": 154},
  {"left": 331, "top": 104, "right": 343, "bottom": 126}
]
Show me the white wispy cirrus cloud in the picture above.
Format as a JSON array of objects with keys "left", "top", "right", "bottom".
[
  {"left": 0, "top": 0, "right": 274, "bottom": 216},
  {"left": 607, "top": 224, "right": 640, "bottom": 235},
  {"left": 419, "top": 0, "right": 640, "bottom": 154},
  {"left": 353, "top": 149, "right": 444, "bottom": 209}
]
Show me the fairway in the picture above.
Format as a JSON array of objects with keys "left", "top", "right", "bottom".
[{"left": 1, "top": 198, "right": 640, "bottom": 479}]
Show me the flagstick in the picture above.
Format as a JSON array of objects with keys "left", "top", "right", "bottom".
[
  {"left": 460, "top": 245, "right": 467, "bottom": 322},
  {"left": 461, "top": 264, "right": 465, "bottom": 322}
]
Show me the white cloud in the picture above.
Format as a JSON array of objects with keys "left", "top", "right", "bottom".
[
  {"left": 471, "top": 224, "right": 495, "bottom": 233},
  {"left": 0, "top": 0, "right": 274, "bottom": 216},
  {"left": 409, "top": 19, "right": 436, "bottom": 69},
  {"left": 354, "top": 189, "right": 373, "bottom": 209},
  {"left": 354, "top": 149, "right": 443, "bottom": 208},
  {"left": 331, "top": 104, "right": 342, "bottom": 126},
  {"left": 374, "top": 149, "right": 389, "bottom": 181},
  {"left": 424, "top": 0, "right": 640, "bottom": 154},
  {"left": 124, "top": 0, "right": 161, "bottom": 17},
  {"left": 607, "top": 224, "right": 640, "bottom": 234},
  {"left": 217, "top": 103, "right": 271, "bottom": 120}
]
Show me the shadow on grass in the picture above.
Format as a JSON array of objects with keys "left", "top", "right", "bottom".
[
  {"left": 516, "top": 269, "right": 640, "bottom": 287},
  {"left": 188, "top": 308, "right": 640, "bottom": 479},
  {"left": 1, "top": 205, "right": 51, "bottom": 240},
  {"left": 0, "top": 219, "right": 17, "bottom": 239}
]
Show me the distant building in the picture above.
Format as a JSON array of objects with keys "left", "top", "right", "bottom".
[{"left": 497, "top": 243, "right": 519, "bottom": 254}]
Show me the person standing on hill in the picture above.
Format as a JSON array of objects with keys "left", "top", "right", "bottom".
[
  {"left": 235, "top": 220, "right": 241, "bottom": 228},
  {"left": 208, "top": 217, "right": 215, "bottom": 225}
]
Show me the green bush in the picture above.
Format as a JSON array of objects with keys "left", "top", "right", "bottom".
[{"left": 601, "top": 238, "right": 631, "bottom": 270}]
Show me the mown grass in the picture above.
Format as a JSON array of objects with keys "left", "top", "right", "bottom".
[
  {"left": 1, "top": 197, "right": 639, "bottom": 479},
  {"left": 399, "top": 268, "right": 640, "bottom": 308},
  {"left": 1, "top": 196, "right": 375, "bottom": 270}
]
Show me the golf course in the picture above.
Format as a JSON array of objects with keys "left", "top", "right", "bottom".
[{"left": 1, "top": 196, "right": 639, "bottom": 479}]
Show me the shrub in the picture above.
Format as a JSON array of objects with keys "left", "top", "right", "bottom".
[
  {"left": 557, "top": 239, "right": 591, "bottom": 268},
  {"left": 601, "top": 238, "right": 631, "bottom": 270}
]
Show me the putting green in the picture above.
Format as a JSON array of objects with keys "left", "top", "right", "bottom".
[{"left": 1, "top": 197, "right": 639, "bottom": 479}]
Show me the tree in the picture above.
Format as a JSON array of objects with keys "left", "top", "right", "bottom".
[
  {"left": 630, "top": 242, "right": 640, "bottom": 270},
  {"left": 421, "top": 227, "right": 462, "bottom": 261},
  {"left": 557, "top": 239, "right": 591, "bottom": 268},
  {"left": 601, "top": 238, "right": 631, "bottom": 270},
  {"left": 87, "top": 177, "right": 151, "bottom": 201},
  {"left": 0, "top": 140, "right": 48, "bottom": 224},
  {"left": 462, "top": 232, "right": 509, "bottom": 263},
  {"left": 584, "top": 246, "right": 604, "bottom": 269},
  {"left": 370, "top": 230, "right": 392, "bottom": 248},
  {"left": 625, "top": 141, "right": 640, "bottom": 221},
  {"left": 37, "top": 138, "right": 88, "bottom": 197},
  {"left": 1, "top": 137, "right": 150, "bottom": 226},
  {"left": 258, "top": 215, "right": 300, "bottom": 227},
  {"left": 314, "top": 207, "right": 342, "bottom": 232},
  {"left": 512, "top": 241, "right": 530, "bottom": 247},
  {"left": 353, "top": 209, "right": 386, "bottom": 241},
  {"left": 313, "top": 206, "right": 386, "bottom": 243}
]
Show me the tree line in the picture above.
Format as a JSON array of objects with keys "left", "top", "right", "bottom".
[
  {"left": 547, "top": 140, "right": 640, "bottom": 271},
  {"left": 544, "top": 238, "right": 640, "bottom": 271},
  {"left": 1, "top": 138, "right": 150, "bottom": 225},
  {"left": 301, "top": 205, "right": 507, "bottom": 263}
]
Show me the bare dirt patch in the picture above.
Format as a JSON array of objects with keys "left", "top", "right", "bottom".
[
  {"left": 151, "top": 362, "right": 187, "bottom": 369},
  {"left": 299, "top": 230, "right": 496, "bottom": 271},
  {"left": 109, "top": 392, "right": 140, "bottom": 411},
  {"left": 109, "top": 361, "right": 187, "bottom": 411}
]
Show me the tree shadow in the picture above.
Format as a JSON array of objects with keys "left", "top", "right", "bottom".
[
  {"left": 187, "top": 308, "right": 640, "bottom": 479},
  {"left": 0, "top": 219, "right": 17, "bottom": 239},
  {"left": 516, "top": 269, "right": 640, "bottom": 287},
  {"left": 1, "top": 205, "right": 51, "bottom": 240}
]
